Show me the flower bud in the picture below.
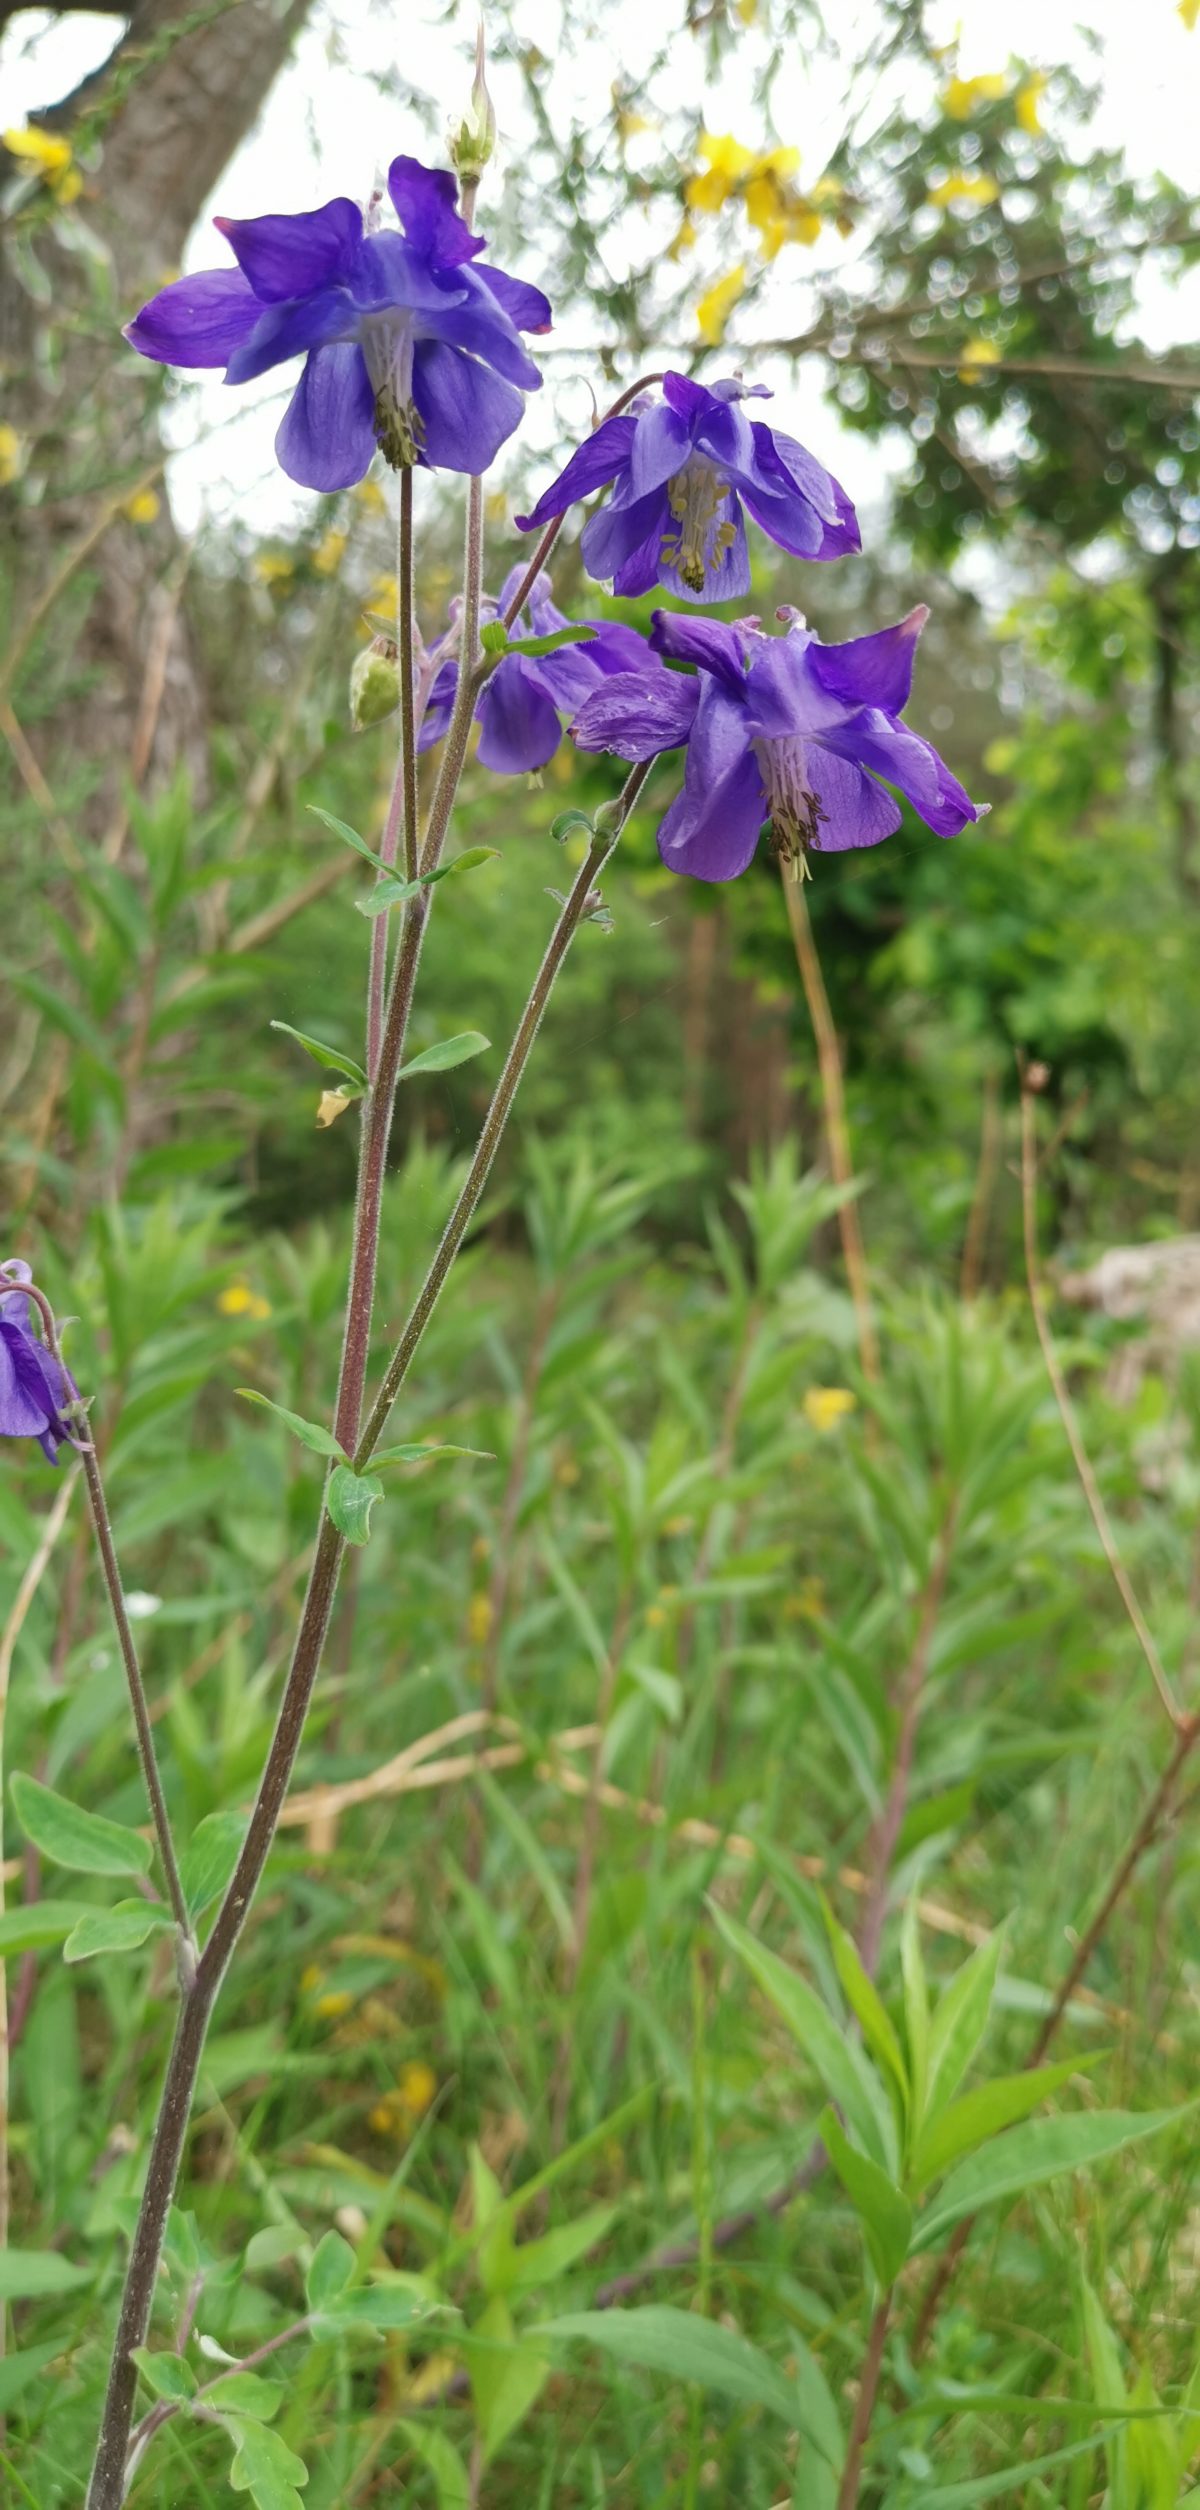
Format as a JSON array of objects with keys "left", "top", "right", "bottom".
[
  {"left": 448, "top": 23, "right": 497, "bottom": 185},
  {"left": 349, "top": 637, "right": 400, "bottom": 731}
]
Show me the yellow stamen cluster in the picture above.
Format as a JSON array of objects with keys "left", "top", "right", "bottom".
[
  {"left": 373, "top": 386, "right": 425, "bottom": 472},
  {"left": 661, "top": 460, "right": 736, "bottom": 592}
]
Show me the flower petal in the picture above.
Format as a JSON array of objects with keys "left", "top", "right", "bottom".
[
  {"left": 515, "top": 414, "right": 637, "bottom": 530},
  {"left": 476, "top": 657, "right": 563, "bottom": 772},
  {"left": 411, "top": 339, "right": 527, "bottom": 472},
  {"left": 661, "top": 371, "right": 718, "bottom": 422},
  {"left": 124, "top": 267, "right": 261, "bottom": 369},
  {"left": 225, "top": 286, "right": 351, "bottom": 386},
  {"left": 580, "top": 486, "right": 669, "bottom": 592},
  {"left": 0, "top": 1328, "right": 53, "bottom": 1440},
  {"left": 275, "top": 343, "right": 377, "bottom": 491},
  {"left": 571, "top": 665, "right": 700, "bottom": 761},
  {"left": 475, "top": 264, "right": 552, "bottom": 334},
  {"left": 649, "top": 610, "right": 751, "bottom": 694},
  {"left": 422, "top": 268, "right": 543, "bottom": 388},
  {"left": 212, "top": 197, "right": 362, "bottom": 301},
  {"left": 386, "top": 156, "right": 483, "bottom": 266},
  {"left": 656, "top": 686, "right": 766, "bottom": 881},
  {"left": 807, "top": 745, "right": 902, "bottom": 850},
  {"left": 820, "top": 706, "right": 983, "bottom": 836},
  {"left": 418, "top": 659, "right": 458, "bottom": 751},
  {"left": 628, "top": 397, "right": 695, "bottom": 497},
  {"left": 808, "top": 609, "right": 929, "bottom": 715}
]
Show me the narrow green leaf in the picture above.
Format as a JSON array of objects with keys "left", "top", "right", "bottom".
[
  {"left": 396, "top": 2421, "right": 470, "bottom": 2509},
  {"left": 504, "top": 625, "right": 594, "bottom": 657},
  {"left": 535, "top": 2306, "right": 814, "bottom": 2432},
  {"left": 549, "top": 809, "right": 594, "bottom": 844},
  {"left": 355, "top": 844, "right": 501, "bottom": 919},
  {"left": 308, "top": 804, "right": 380, "bottom": 865},
  {"left": 507, "top": 2203, "right": 616, "bottom": 2295},
  {"left": 325, "top": 2281, "right": 436, "bottom": 2331},
  {"left": 305, "top": 2230, "right": 355, "bottom": 2312},
  {"left": 916, "top": 2428, "right": 1126, "bottom": 2505},
  {"left": 709, "top": 1902, "right": 896, "bottom": 2172},
  {"left": 468, "top": 2296, "right": 549, "bottom": 2465},
  {"left": 911, "top": 2057, "right": 1090, "bottom": 2189},
  {"left": 179, "top": 1810, "right": 249, "bottom": 1920},
  {"left": 235, "top": 1391, "right": 347, "bottom": 1462},
  {"left": 269, "top": 1021, "right": 367, "bottom": 1088},
  {"left": 132, "top": 2347, "right": 196, "bottom": 2402},
  {"left": 398, "top": 1031, "right": 490, "bottom": 1080},
  {"left": 913, "top": 2106, "right": 1192, "bottom": 2252},
  {"left": 64, "top": 1902, "right": 174, "bottom": 1964},
  {"left": 371, "top": 1441, "right": 492, "bottom": 1470},
  {"left": 11, "top": 1773, "right": 152, "bottom": 1880},
  {"left": 819, "top": 2108, "right": 912, "bottom": 2286},
  {"left": 0, "top": 2250, "right": 91, "bottom": 2300},
  {"left": 820, "top": 1894, "right": 908, "bottom": 2110},
  {"left": 926, "top": 1927, "right": 1004, "bottom": 2117},
  {"left": 325, "top": 1465, "right": 383, "bottom": 1546},
  {"left": 901, "top": 1902, "right": 930, "bottom": 2143}
]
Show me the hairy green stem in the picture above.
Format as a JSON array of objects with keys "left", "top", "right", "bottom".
[{"left": 366, "top": 469, "right": 419, "bottom": 1083}]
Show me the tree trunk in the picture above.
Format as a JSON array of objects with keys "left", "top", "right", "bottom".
[{"left": 1, "top": 0, "right": 311, "bottom": 809}]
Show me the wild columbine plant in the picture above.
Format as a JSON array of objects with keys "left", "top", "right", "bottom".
[{"left": 4, "top": 67, "right": 999, "bottom": 2510}]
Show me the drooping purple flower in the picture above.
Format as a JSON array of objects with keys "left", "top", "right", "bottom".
[
  {"left": 419, "top": 569, "right": 648, "bottom": 775},
  {"left": 571, "top": 605, "right": 986, "bottom": 881},
  {"left": 516, "top": 374, "right": 859, "bottom": 603},
  {"left": 0, "top": 1263, "right": 77, "bottom": 1465},
  {"left": 126, "top": 158, "right": 551, "bottom": 492}
]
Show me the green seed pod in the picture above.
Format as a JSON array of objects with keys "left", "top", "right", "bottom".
[{"left": 349, "top": 638, "right": 401, "bottom": 731}]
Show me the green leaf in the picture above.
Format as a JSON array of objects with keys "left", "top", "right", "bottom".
[
  {"left": 910, "top": 2057, "right": 1089, "bottom": 2189},
  {"left": 308, "top": 805, "right": 380, "bottom": 864},
  {"left": 480, "top": 619, "right": 508, "bottom": 653},
  {"left": 926, "top": 1926, "right": 1004, "bottom": 2116},
  {"left": 535, "top": 2306, "right": 816, "bottom": 2433},
  {"left": 132, "top": 2347, "right": 197, "bottom": 2402},
  {"left": 179, "top": 1810, "right": 249, "bottom": 1920},
  {"left": 305, "top": 2229, "right": 355, "bottom": 2312},
  {"left": 398, "top": 1031, "right": 490, "bottom": 1079},
  {"left": 505, "top": 626, "right": 595, "bottom": 657},
  {"left": 820, "top": 1894, "right": 908, "bottom": 2110},
  {"left": 11, "top": 1773, "right": 152, "bottom": 1879},
  {"left": 709, "top": 1902, "right": 896, "bottom": 2172},
  {"left": 355, "top": 844, "right": 501, "bottom": 918},
  {"left": 323, "top": 2280, "right": 434, "bottom": 2332},
  {"left": 916, "top": 2428, "right": 1126, "bottom": 2505},
  {"left": 235, "top": 1391, "right": 347, "bottom": 1461},
  {"left": 206, "top": 2371, "right": 285, "bottom": 2420},
  {"left": 0, "top": 2250, "right": 91, "bottom": 2300},
  {"left": 467, "top": 2296, "right": 549, "bottom": 2465},
  {"left": 396, "top": 2420, "right": 470, "bottom": 2509},
  {"left": 0, "top": 2340, "right": 62, "bottom": 2413},
  {"left": 269, "top": 1022, "right": 367, "bottom": 1089},
  {"left": 371, "top": 1441, "right": 492, "bottom": 1470},
  {"left": 913, "top": 2106, "right": 1192, "bottom": 2252},
  {"left": 63, "top": 1901, "right": 175, "bottom": 1963},
  {"left": 325, "top": 1464, "right": 383, "bottom": 1546},
  {"left": 901, "top": 1903, "right": 930, "bottom": 2140},
  {"left": 223, "top": 2414, "right": 308, "bottom": 2509},
  {"left": 819, "top": 2108, "right": 912, "bottom": 2286},
  {"left": 549, "top": 809, "right": 594, "bottom": 844},
  {"left": 0, "top": 1901, "right": 93, "bottom": 1956},
  {"left": 506, "top": 2203, "right": 617, "bottom": 2296}
]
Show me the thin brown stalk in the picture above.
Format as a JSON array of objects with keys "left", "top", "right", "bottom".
[
  {"left": 780, "top": 866, "right": 880, "bottom": 1383},
  {"left": 1020, "top": 1081, "right": 1180, "bottom": 1727},
  {"left": 856, "top": 1506, "right": 957, "bottom": 1978},
  {"left": 836, "top": 2291, "right": 893, "bottom": 2510},
  {"left": 959, "top": 1069, "right": 1002, "bottom": 1301}
]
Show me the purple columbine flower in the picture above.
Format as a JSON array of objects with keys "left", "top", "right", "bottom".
[
  {"left": 571, "top": 605, "right": 985, "bottom": 881},
  {"left": 419, "top": 569, "right": 648, "bottom": 775},
  {"left": 0, "top": 1263, "right": 76, "bottom": 1464},
  {"left": 515, "top": 374, "right": 859, "bottom": 603},
  {"left": 125, "top": 157, "right": 551, "bottom": 492}
]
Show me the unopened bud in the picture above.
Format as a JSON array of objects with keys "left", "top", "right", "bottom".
[
  {"left": 349, "top": 637, "right": 400, "bottom": 731},
  {"left": 591, "top": 798, "right": 625, "bottom": 840},
  {"left": 448, "top": 23, "right": 497, "bottom": 184}
]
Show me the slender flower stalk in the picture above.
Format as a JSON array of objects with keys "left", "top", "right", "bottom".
[
  {"left": 83, "top": 764, "right": 646, "bottom": 2510},
  {"left": 498, "top": 371, "right": 666, "bottom": 633},
  {"left": 12, "top": 1281, "right": 191, "bottom": 1953},
  {"left": 365, "top": 471, "right": 419, "bottom": 1081}
]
